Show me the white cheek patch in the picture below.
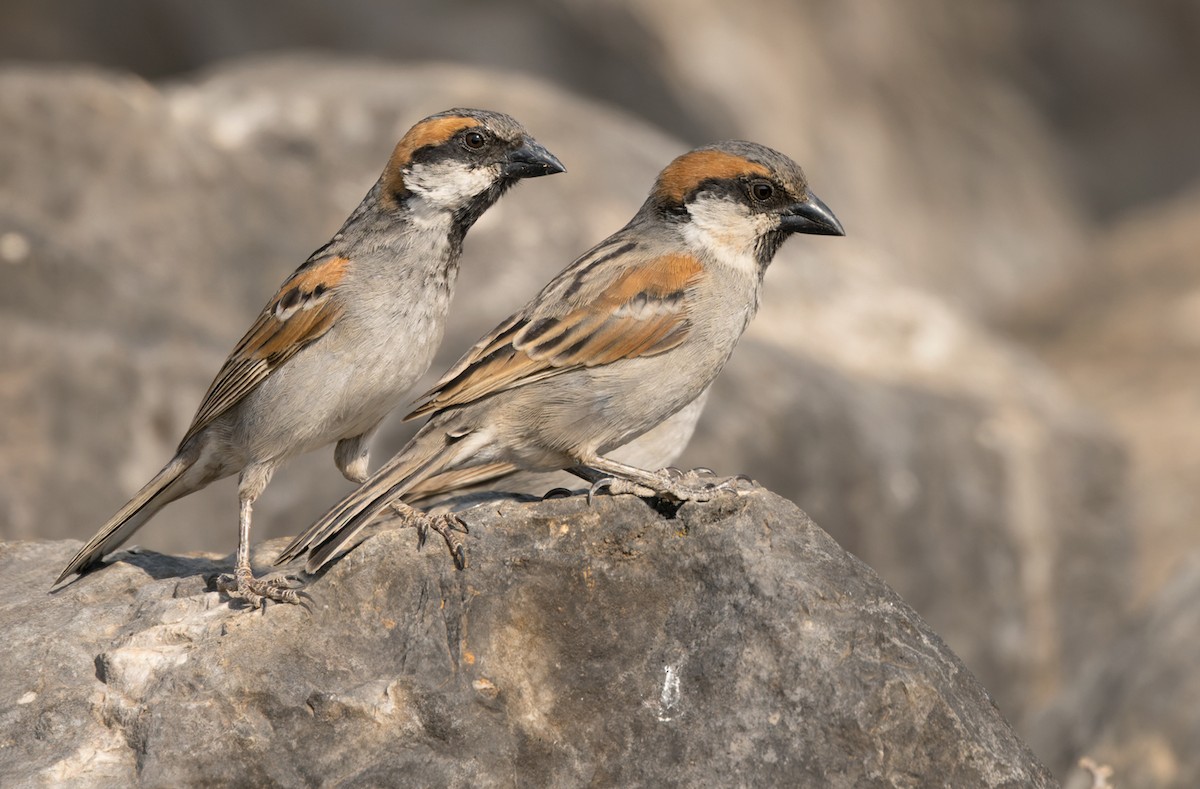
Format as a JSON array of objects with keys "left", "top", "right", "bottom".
[
  {"left": 681, "top": 195, "right": 773, "bottom": 274},
  {"left": 405, "top": 161, "right": 499, "bottom": 209}
]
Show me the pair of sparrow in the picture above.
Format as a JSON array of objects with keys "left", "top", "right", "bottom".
[{"left": 56, "top": 108, "right": 844, "bottom": 607}]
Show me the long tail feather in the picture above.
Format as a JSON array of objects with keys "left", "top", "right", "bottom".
[
  {"left": 55, "top": 454, "right": 195, "bottom": 585},
  {"left": 275, "top": 426, "right": 475, "bottom": 572},
  {"left": 403, "top": 461, "right": 519, "bottom": 504}
]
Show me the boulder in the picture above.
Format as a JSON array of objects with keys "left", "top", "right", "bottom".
[
  {"left": 1030, "top": 557, "right": 1200, "bottom": 789},
  {"left": 0, "top": 490, "right": 1055, "bottom": 787},
  {"left": 1010, "top": 0, "right": 1200, "bottom": 218},
  {"left": 1019, "top": 187, "right": 1200, "bottom": 596}
]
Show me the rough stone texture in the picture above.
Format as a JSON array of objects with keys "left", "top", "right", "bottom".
[
  {"left": 0, "top": 490, "right": 1054, "bottom": 788},
  {"left": 0, "top": 59, "right": 1132, "bottom": 732},
  {"left": 1029, "top": 556, "right": 1200, "bottom": 789}
]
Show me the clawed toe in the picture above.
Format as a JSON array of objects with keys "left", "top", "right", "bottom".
[
  {"left": 217, "top": 567, "right": 312, "bottom": 610},
  {"left": 587, "top": 476, "right": 657, "bottom": 504},
  {"left": 603, "top": 467, "right": 754, "bottom": 504},
  {"left": 429, "top": 514, "right": 469, "bottom": 570},
  {"left": 292, "top": 589, "right": 315, "bottom": 612},
  {"left": 445, "top": 540, "right": 466, "bottom": 571},
  {"left": 404, "top": 512, "right": 469, "bottom": 569},
  {"left": 655, "top": 467, "right": 758, "bottom": 499},
  {"left": 587, "top": 477, "right": 614, "bottom": 505}
]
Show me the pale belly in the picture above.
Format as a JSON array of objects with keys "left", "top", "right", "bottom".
[
  {"left": 480, "top": 349, "right": 722, "bottom": 471},
  {"left": 214, "top": 321, "right": 442, "bottom": 465}
]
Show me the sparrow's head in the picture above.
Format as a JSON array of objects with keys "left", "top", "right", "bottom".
[
  {"left": 380, "top": 108, "right": 564, "bottom": 224},
  {"left": 647, "top": 140, "right": 843, "bottom": 270}
]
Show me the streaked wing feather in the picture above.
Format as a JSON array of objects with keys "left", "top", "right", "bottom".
[
  {"left": 182, "top": 256, "right": 350, "bottom": 442},
  {"left": 407, "top": 249, "right": 701, "bottom": 419}
]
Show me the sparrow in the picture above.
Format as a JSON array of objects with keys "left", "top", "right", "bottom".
[
  {"left": 276, "top": 140, "right": 843, "bottom": 574},
  {"left": 55, "top": 108, "right": 564, "bottom": 606}
]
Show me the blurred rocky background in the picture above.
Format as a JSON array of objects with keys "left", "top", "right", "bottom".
[{"left": 1, "top": 1, "right": 1197, "bottom": 786}]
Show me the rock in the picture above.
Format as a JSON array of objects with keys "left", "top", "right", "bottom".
[
  {"left": 1018, "top": 187, "right": 1200, "bottom": 597},
  {"left": 0, "top": 490, "right": 1054, "bottom": 787},
  {"left": 1010, "top": 0, "right": 1200, "bottom": 218},
  {"left": 1029, "top": 557, "right": 1200, "bottom": 789}
]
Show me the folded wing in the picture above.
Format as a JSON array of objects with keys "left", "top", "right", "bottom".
[
  {"left": 408, "top": 249, "right": 704, "bottom": 419},
  {"left": 183, "top": 255, "right": 350, "bottom": 442}
]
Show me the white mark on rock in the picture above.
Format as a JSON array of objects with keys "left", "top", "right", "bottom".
[
  {"left": 18, "top": 691, "right": 36, "bottom": 705},
  {"left": 657, "top": 664, "right": 682, "bottom": 722}
]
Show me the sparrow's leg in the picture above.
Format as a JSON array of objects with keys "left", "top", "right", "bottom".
[
  {"left": 218, "top": 462, "right": 309, "bottom": 608},
  {"left": 407, "top": 506, "right": 470, "bottom": 570},
  {"left": 572, "top": 456, "right": 748, "bottom": 504},
  {"left": 335, "top": 435, "right": 469, "bottom": 570}
]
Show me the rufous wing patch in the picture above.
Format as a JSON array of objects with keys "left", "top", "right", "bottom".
[
  {"left": 382, "top": 115, "right": 483, "bottom": 197},
  {"left": 654, "top": 150, "right": 771, "bottom": 205},
  {"left": 406, "top": 252, "right": 703, "bottom": 419},
  {"left": 536, "top": 253, "right": 700, "bottom": 366},
  {"left": 597, "top": 252, "right": 702, "bottom": 303},
  {"left": 182, "top": 256, "right": 350, "bottom": 441}
]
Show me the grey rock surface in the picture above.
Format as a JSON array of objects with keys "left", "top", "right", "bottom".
[
  {"left": 1030, "top": 556, "right": 1200, "bottom": 789},
  {"left": 1, "top": 490, "right": 1055, "bottom": 788},
  {"left": 1020, "top": 186, "right": 1200, "bottom": 597}
]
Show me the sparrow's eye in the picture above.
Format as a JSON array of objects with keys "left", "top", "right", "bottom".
[
  {"left": 750, "top": 180, "right": 775, "bottom": 202},
  {"left": 463, "top": 131, "right": 487, "bottom": 150}
]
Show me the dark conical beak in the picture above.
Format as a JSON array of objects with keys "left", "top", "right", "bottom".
[
  {"left": 780, "top": 192, "right": 845, "bottom": 236},
  {"left": 503, "top": 139, "right": 566, "bottom": 179}
]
